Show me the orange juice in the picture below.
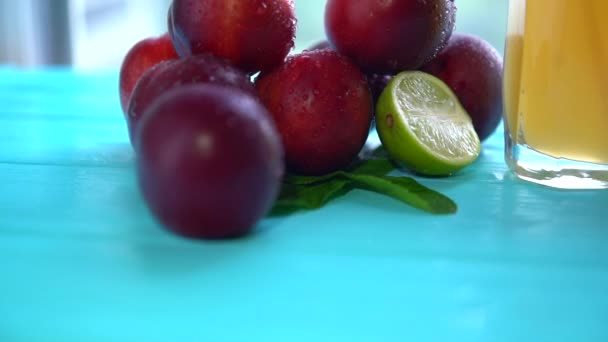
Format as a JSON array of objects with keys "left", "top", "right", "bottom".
[{"left": 503, "top": 0, "right": 608, "bottom": 188}]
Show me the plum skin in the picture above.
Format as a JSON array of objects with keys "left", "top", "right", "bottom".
[
  {"left": 367, "top": 73, "right": 393, "bottom": 106},
  {"left": 134, "top": 84, "right": 284, "bottom": 239},
  {"left": 169, "top": 0, "right": 296, "bottom": 74},
  {"left": 325, "top": 0, "right": 456, "bottom": 73},
  {"left": 306, "top": 40, "right": 392, "bottom": 117},
  {"left": 306, "top": 40, "right": 392, "bottom": 104},
  {"left": 127, "top": 53, "right": 255, "bottom": 145},
  {"left": 421, "top": 33, "right": 504, "bottom": 142},
  {"left": 255, "top": 49, "right": 373, "bottom": 175},
  {"left": 118, "top": 33, "right": 178, "bottom": 113}
]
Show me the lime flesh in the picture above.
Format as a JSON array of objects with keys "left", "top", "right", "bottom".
[{"left": 375, "top": 71, "right": 481, "bottom": 176}]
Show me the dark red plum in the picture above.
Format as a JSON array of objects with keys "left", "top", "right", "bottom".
[
  {"left": 127, "top": 53, "right": 255, "bottom": 144},
  {"left": 255, "top": 49, "right": 373, "bottom": 175},
  {"left": 169, "top": 0, "right": 296, "bottom": 73},
  {"left": 325, "top": 0, "right": 456, "bottom": 73},
  {"left": 421, "top": 33, "right": 504, "bottom": 141},
  {"left": 118, "top": 33, "right": 178, "bottom": 113},
  {"left": 367, "top": 73, "right": 393, "bottom": 106},
  {"left": 134, "top": 84, "right": 284, "bottom": 239}
]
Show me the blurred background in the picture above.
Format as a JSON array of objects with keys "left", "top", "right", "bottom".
[{"left": 0, "top": 0, "right": 508, "bottom": 70}]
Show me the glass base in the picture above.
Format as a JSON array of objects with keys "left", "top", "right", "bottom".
[{"left": 505, "top": 136, "right": 608, "bottom": 190}]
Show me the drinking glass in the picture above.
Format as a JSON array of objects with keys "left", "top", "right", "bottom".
[{"left": 503, "top": 0, "right": 608, "bottom": 189}]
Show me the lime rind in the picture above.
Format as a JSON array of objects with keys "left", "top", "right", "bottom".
[{"left": 376, "top": 71, "right": 481, "bottom": 176}]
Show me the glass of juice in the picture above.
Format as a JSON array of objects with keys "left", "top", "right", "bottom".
[{"left": 503, "top": 0, "right": 608, "bottom": 189}]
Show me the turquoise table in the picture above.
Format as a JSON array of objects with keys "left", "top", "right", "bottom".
[
  {"left": 2, "top": 70, "right": 608, "bottom": 342},
  {"left": 2, "top": 2, "right": 608, "bottom": 341}
]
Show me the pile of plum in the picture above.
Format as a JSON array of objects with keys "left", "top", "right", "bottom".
[{"left": 118, "top": 0, "right": 503, "bottom": 239}]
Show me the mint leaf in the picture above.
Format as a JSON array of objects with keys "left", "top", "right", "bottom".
[
  {"left": 269, "top": 178, "right": 352, "bottom": 216},
  {"left": 283, "top": 171, "right": 341, "bottom": 186},
  {"left": 349, "top": 158, "right": 395, "bottom": 176},
  {"left": 268, "top": 157, "right": 457, "bottom": 217},
  {"left": 341, "top": 173, "right": 457, "bottom": 214},
  {"left": 284, "top": 158, "right": 395, "bottom": 185}
]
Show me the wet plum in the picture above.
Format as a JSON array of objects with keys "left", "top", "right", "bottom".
[
  {"left": 421, "top": 33, "right": 504, "bottom": 141},
  {"left": 255, "top": 49, "right": 373, "bottom": 175},
  {"left": 169, "top": 0, "right": 296, "bottom": 74},
  {"left": 325, "top": 0, "right": 456, "bottom": 73}
]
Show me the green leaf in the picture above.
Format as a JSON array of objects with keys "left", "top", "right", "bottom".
[
  {"left": 341, "top": 173, "right": 457, "bottom": 214},
  {"left": 284, "top": 158, "right": 395, "bottom": 185},
  {"left": 283, "top": 171, "right": 341, "bottom": 186},
  {"left": 269, "top": 178, "right": 352, "bottom": 217},
  {"left": 349, "top": 158, "right": 395, "bottom": 176},
  {"left": 268, "top": 157, "right": 457, "bottom": 217}
]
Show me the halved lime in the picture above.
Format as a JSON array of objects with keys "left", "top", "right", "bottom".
[{"left": 375, "top": 71, "right": 480, "bottom": 176}]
